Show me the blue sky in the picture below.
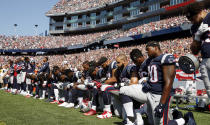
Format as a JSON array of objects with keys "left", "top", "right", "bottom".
[{"left": 0, "top": 0, "right": 58, "bottom": 36}]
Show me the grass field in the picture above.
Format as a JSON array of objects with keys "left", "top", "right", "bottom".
[{"left": 0, "top": 90, "right": 209, "bottom": 125}]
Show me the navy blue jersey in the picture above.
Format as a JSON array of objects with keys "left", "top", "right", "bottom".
[
  {"left": 82, "top": 70, "right": 90, "bottom": 79},
  {"left": 9, "top": 65, "right": 14, "bottom": 76},
  {"left": 105, "top": 61, "right": 117, "bottom": 78},
  {"left": 51, "top": 73, "right": 62, "bottom": 83},
  {"left": 21, "top": 61, "right": 27, "bottom": 72},
  {"left": 191, "top": 12, "right": 210, "bottom": 58},
  {"left": 16, "top": 62, "right": 23, "bottom": 74},
  {"left": 138, "top": 58, "right": 152, "bottom": 79},
  {"left": 96, "top": 68, "right": 106, "bottom": 82},
  {"left": 38, "top": 62, "right": 50, "bottom": 74},
  {"left": 26, "top": 62, "right": 35, "bottom": 73},
  {"left": 70, "top": 73, "right": 79, "bottom": 83},
  {"left": 117, "top": 64, "right": 136, "bottom": 83},
  {"left": 148, "top": 54, "right": 176, "bottom": 94},
  {"left": 83, "top": 70, "right": 92, "bottom": 83}
]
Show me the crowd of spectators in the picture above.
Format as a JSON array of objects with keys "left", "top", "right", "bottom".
[
  {"left": 0, "top": 14, "right": 194, "bottom": 50},
  {"left": 47, "top": 0, "right": 120, "bottom": 14},
  {"left": 108, "top": 15, "right": 190, "bottom": 40},
  {"left": 0, "top": 30, "right": 116, "bottom": 49},
  {"left": 0, "top": 37, "right": 192, "bottom": 70}
]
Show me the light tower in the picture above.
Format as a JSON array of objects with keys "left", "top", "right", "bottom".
[{"left": 34, "top": 24, "right": 38, "bottom": 36}]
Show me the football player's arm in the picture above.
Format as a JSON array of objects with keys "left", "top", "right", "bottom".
[
  {"left": 38, "top": 63, "right": 47, "bottom": 73},
  {"left": 190, "top": 40, "right": 201, "bottom": 55},
  {"left": 130, "top": 71, "right": 139, "bottom": 85},
  {"left": 105, "top": 69, "right": 117, "bottom": 85},
  {"left": 161, "top": 64, "right": 176, "bottom": 104},
  {"left": 39, "top": 62, "right": 49, "bottom": 73},
  {"left": 191, "top": 20, "right": 209, "bottom": 55}
]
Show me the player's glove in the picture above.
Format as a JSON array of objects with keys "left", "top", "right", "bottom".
[
  {"left": 67, "top": 83, "right": 74, "bottom": 89},
  {"left": 142, "top": 82, "right": 151, "bottom": 93},
  {"left": 94, "top": 81, "right": 102, "bottom": 89},
  {"left": 114, "top": 83, "right": 119, "bottom": 88},
  {"left": 48, "top": 84, "right": 52, "bottom": 88},
  {"left": 154, "top": 103, "right": 165, "bottom": 118}
]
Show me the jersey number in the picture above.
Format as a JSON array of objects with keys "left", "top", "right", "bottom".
[{"left": 148, "top": 65, "right": 158, "bottom": 83}]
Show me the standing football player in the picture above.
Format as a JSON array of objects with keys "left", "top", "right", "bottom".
[{"left": 186, "top": 2, "right": 210, "bottom": 98}]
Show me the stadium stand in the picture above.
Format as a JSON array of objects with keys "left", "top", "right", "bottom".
[
  {"left": 47, "top": 0, "right": 121, "bottom": 14},
  {"left": 0, "top": 37, "right": 192, "bottom": 68}
]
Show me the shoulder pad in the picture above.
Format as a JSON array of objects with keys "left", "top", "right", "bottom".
[{"left": 161, "top": 54, "right": 176, "bottom": 65}]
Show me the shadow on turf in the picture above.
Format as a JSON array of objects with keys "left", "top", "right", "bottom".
[{"left": 113, "top": 122, "right": 124, "bottom": 125}]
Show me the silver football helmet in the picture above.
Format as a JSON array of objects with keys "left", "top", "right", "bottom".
[{"left": 178, "top": 54, "right": 199, "bottom": 74}]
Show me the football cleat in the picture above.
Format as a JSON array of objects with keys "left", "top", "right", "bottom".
[
  {"left": 39, "top": 97, "right": 45, "bottom": 100},
  {"left": 74, "top": 104, "right": 80, "bottom": 109},
  {"left": 83, "top": 109, "right": 97, "bottom": 116},
  {"left": 58, "top": 102, "right": 69, "bottom": 107},
  {"left": 64, "top": 103, "right": 75, "bottom": 108},
  {"left": 97, "top": 111, "right": 112, "bottom": 119},
  {"left": 25, "top": 95, "right": 31, "bottom": 98},
  {"left": 50, "top": 100, "right": 59, "bottom": 104},
  {"left": 33, "top": 95, "right": 39, "bottom": 99}
]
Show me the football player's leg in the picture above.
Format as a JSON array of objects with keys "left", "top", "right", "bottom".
[
  {"left": 7, "top": 80, "right": 11, "bottom": 91},
  {"left": 47, "top": 84, "right": 54, "bottom": 101},
  {"left": 133, "top": 101, "right": 145, "bottom": 125},
  {"left": 77, "top": 90, "right": 84, "bottom": 105},
  {"left": 58, "top": 88, "right": 69, "bottom": 106},
  {"left": 120, "top": 85, "right": 147, "bottom": 124},
  {"left": 104, "top": 86, "right": 121, "bottom": 115},
  {"left": 40, "top": 87, "right": 46, "bottom": 99},
  {"left": 120, "top": 93, "right": 136, "bottom": 122},
  {"left": 101, "top": 85, "right": 112, "bottom": 112},
  {"left": 10, "top": 76, "right": 14, "bottom": 92},
  {"left": 54, "top": 88, "right": 59, "bottom": 101},
  {"left": 200, "top": 59, "right": 210, "bottom": 98},
  {"left": 64, "top": 89, "right": 69, "bottom": 103},
  {"left": 120, "top": 84, "right": 147, "bottom": 103},
  {"left": 102, "top": 89, "right": 112, "bottom": 112},
  {"left": 90, "top": 88, "right": 98, "bottom": 111},
  {"left": 97, "top": 90, "right": 112, "bottom": 119},
  {"left": 148, "top": 93, "right": 171, "bottom": 125},
  {"left": 13, "top": 77, "right": 18, "bottom": 93},
  {"left": 64, "top": 89, "right": 76, "bottom": 108},
  {"left": 34, "top": 84, "right": 39, "bottom": 98},
  {"left": 17, "top": 74, "right": 22, "bottom": 92},
  {"left": 28, "top": 84, "right": 33, "bottom": 96},
  {"left": 21, "top": 72, "right": 27, "bottom": 93},
  {"left": 84, "top": 88, "right": 97, "bottom": 116}
]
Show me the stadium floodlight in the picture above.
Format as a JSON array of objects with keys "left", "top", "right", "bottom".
[
  {"left": 14, "top": 24, "right": 18, "bottom": 37},
  {"left": 34, "top": 24, "right": 38, "bottom": 36}
]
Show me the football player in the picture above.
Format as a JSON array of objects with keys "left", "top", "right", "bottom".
[
  {"left": 145, "top": 41, "right": 175, "bottom": 125},
  {"left": 121, "top": 42, "right": 176, "bottom": 125},
  {"left": 102, "top": 54, "right": 137, "bottom": 122},
  {"left": 186, "top": 2, "right": 210, "bottom": 98},
  {"left": 120, "top": 48, "right": 151, "bottom": 125}
]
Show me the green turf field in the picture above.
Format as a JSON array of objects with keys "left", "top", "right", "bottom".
[
  {"left": 0, "top": 90, "right": 209, "bottom": 125},
  {"left": 0, "top": 91, "right": 122, "bottom": 125}
]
